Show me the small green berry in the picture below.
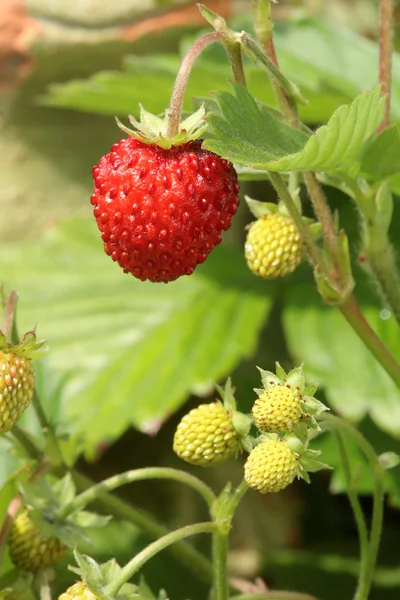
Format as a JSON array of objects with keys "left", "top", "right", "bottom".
[
  {"left": 8, "top": 510, "right": 66, "bottom": 572},
  {"left": 252, "top": 385, "right": 301, "bottom": 433},
  {"left": 245, "top": 214, "right": 303, "bottom": 279},
  {"left": 173, "top": 401, "right": 239, "bottom": 466},
  {"left": 244, "top": 439, "right": 298, "bottom": 493}
]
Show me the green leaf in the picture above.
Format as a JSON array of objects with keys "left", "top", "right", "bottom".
[
  {"left": 283, "top": 285, "right": 400, "bottom": 438},
  {"left": 203, "top": 82, "right": 308, "bottom": 168},
  {"left": 265, "top": 87, "right": 385, "bottom": 175},
  {"left": 1, "top": 219, "right": 272, "bottom": 457},
  {"left": 204, "top": 85, "right": 384, "bottom": 176},
  {"left": 361, "top": 124, "right": 400, "bottom": 180}
]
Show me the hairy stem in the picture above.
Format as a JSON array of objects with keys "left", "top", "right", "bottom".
[
  {"left": 268, "top": 172, "right": 324, "bottom": 270},
  {"left": 378, "top": 0, "right": 393, "bottom": 133},
  {"left": 213, "top": 529, "right": 229, "bottom": 600},
  {"left": 70, "top": 469, "right": 214, "bottom": 584},
  {"left": 333, "top": 431, "right": 369, "bottom": 600},
  {"left": 1, "top": 291, "right": 18, "bottom": 343},
  {"left": 57, "top": 468, "right": 216, "bottom": 518},
  {"left": 321, "top": 415, "right": 385, "bottom": 600},
  {"left": 340, "top": 294, "right": 400, "bottom": 388},
  {"left": 167, "top": 31, "right": 223, "bottom": 137},
  {"left": 105, "top": 522, "right": 216, "bottom": 597}
]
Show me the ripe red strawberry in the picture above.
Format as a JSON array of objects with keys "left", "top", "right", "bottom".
[{"left": 91, "top": 107, "right": 239, "bottom": 283}]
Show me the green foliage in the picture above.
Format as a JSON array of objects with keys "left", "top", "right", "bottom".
[
  {"left": 361, "top": 125, "right": 400, "bottom": 180},
  {"left": 0, "top": 219, "right": 272, "bottom": 456},
  {"left": 204, "top": 82, "right": 308, "bottom": 168},
  {"left": 205, "top": 85, "right": 385, "bottom": 176}
]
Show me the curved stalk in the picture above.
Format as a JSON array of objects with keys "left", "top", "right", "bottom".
[
  {"left": 105, "top": 522, "right": 216, "bottom": 597},
  {"left": 212, "top": 480, "right": 249, "bottom": 600},
  {"left": 70, "top": 469, "right": 214, "bottom": 584},
  {"left": 333, "top": 430, "right": 369, "bottom": 600},
  {"left": 57, "top": 467, "right": 216, "bottom": 518},
  {"left": 167, "top": 32, "right": 223, "bottom": 137},
  {"left": 377, "top": 0, "right": 393, "bottom": 133},
  {"left": 320, "top": 415, "right": 385, "bottom": 600},
  {"left": 1, "top": 291, "right": 19, "bottom": 343}
]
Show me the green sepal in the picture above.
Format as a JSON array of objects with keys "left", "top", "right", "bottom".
[
  {"left": 71, "top": 551, "right": 140, "bottom": 600},
  {"left": 275, "top": 362, "right": 287, "bottom": 380},
  {"left": 215, "top": 378, "right": 237, "bottom": 412},
  {"left": 0, "top": 329, "right": 47, "bottom": 361},
  {"left": 285, "top": 364, "right": 305, "bottom": 393},
  {"left": 302, "top": 396, "right": 329, "bottom": 418},
  {"left": 116, "top": 105, "right": 207, "bottom": 150},
  {"left": 304, "top": 383, "right": 318, "bottom": 397},
  {"left": 19, "top": 474, "right": 111, "bottom": 548},
  {"left": 315, "top": 229, "right": 355, "bottom": 305},
  {"left": 300, "top": 457, "right": 333, "bottom": 473},
  {"left": 378, "top": 451, "right": 400, "bottom": 470},
  {"left": 231, "top": 411, "right": 252, "bottom": 439},
  {"left": 245, "top": 196, "right": 278, "bottom": 219},
  {"left": 197, "top": 3, "right": 227, "bottom": 32},
  {"left": 256, "top": 367, "right": 281, "bottom": 389}
]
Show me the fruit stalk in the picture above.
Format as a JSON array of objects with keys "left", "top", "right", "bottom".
[
  {"left": 339, "top": 294, "right": 400, "bottom": 389},
  {"left": 104, "top": 522, "right": 217, "bottom": 597},
  {"left": 212, "top": 529, "right": 229, "bottom": 600},
  {"left": 320, "top": 415, "right": 385, "bottom": 600},
  {"left": 1, "top": 291, "right": 18, "bottom": 343},
  {"left": 212, "top": 480, "right": 248, "bottom": 600},
  {"left": 332, "top": 430, "right": 369, "bottom": 600},
  {"left": 56, "top": 467, "right": 216, "bottom": 519},
  {"left": 377, "top": 0, "right": 393, "bottom": 133},
  {"left": 39, "top": 571, "right": 52, "bottom": 600},
  {"left": 166, "top": 31, "right": 224, "bottom": 137},
  {"left": 267, "top": 173, "right": 323, "bottom": 271},
  {"left": 254, "top": 0, "right": 400, "bottom": 389}
]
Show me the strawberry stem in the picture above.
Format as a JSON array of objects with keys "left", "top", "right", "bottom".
[
  {"left": 167, "top": 31, "right": 224, "bottom": 138},
  {"left": 1, "top": 291, "right": 19, "bottom": 344},
  {"left": 56, "top": 467, "right": 216, "bottom": 519},
  {"left": 321, "top": 415, "right": 385, "bottom": 600},
  {"left": 105, "top": 522, "right": 217, "bottom": 597},
  {"left": 377, "top": 0, "right": 393, "bottom": 133}
]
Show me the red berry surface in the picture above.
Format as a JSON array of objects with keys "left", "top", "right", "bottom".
[{"left": 91, "top": 139, "right": 239, "bottom": 283}]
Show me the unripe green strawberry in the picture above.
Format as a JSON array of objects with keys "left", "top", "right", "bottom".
[
  {"left": 245, "top": 214, "right": 303, "bottom": 279},
  {"left": 252, "top": 385, "right": 301, "bottom": 434},
  {"left": 244, "top": 439, "right": 298, "bottom": 493},
  {"left": 0, "top": 351, "right": 35, "bottom": 433},
  {"left": 58, "top": 582, "right": 97, "bottom": 600},
  {"left": 8, "top": 511, "right": 66, "bottom": 572},
  {"left": 173, "top": 401, "right": 239, "bottom": 466}
]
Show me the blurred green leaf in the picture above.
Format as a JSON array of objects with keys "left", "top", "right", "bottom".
[
  {"left": 361, "top": 125, "right": 400, "bottom": 181},
  {"left": 0, "top": 219, "right": 272, "bottom": 456},
  {"left": 41, "top": 15, "right": 400, "bottom": 125},
  {"left": 283, "top": 286, "right": 400, "bottom": 437}
]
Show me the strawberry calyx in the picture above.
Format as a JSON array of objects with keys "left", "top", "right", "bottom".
[
  {"left": 255, "top": 363, "right": 329, "bottom": 434},
  {"left": 0, "top": 329, "right": 46, "bottom": 361},
  {"left": 215, "top": 378, "right": 253, "bottom": 450},
  {"left": 245, "top": 195, "right": 322, "bottom": 241},
  {"left": 115, "top": 105, "right": 208, "bottom": 150}
]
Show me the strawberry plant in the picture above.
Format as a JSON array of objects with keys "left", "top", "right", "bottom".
[{"left": 1, "top": 0, "right": 400, "bottom": 599}]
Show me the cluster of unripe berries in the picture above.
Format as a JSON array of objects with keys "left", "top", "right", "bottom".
[{"left": 173, "top": 365, "right": 327, "bottom": 494}]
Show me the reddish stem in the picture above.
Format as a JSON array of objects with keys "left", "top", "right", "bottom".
[
  {"left": 377, "top": 0, "right": 393, "bottom": 133},
  {"left": 166, "top": 31, "right": 224, "bottom": 137}
]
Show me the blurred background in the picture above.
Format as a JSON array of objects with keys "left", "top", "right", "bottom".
[{"left": 1, "top": 0, "right": 400, "bottom": 598}]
